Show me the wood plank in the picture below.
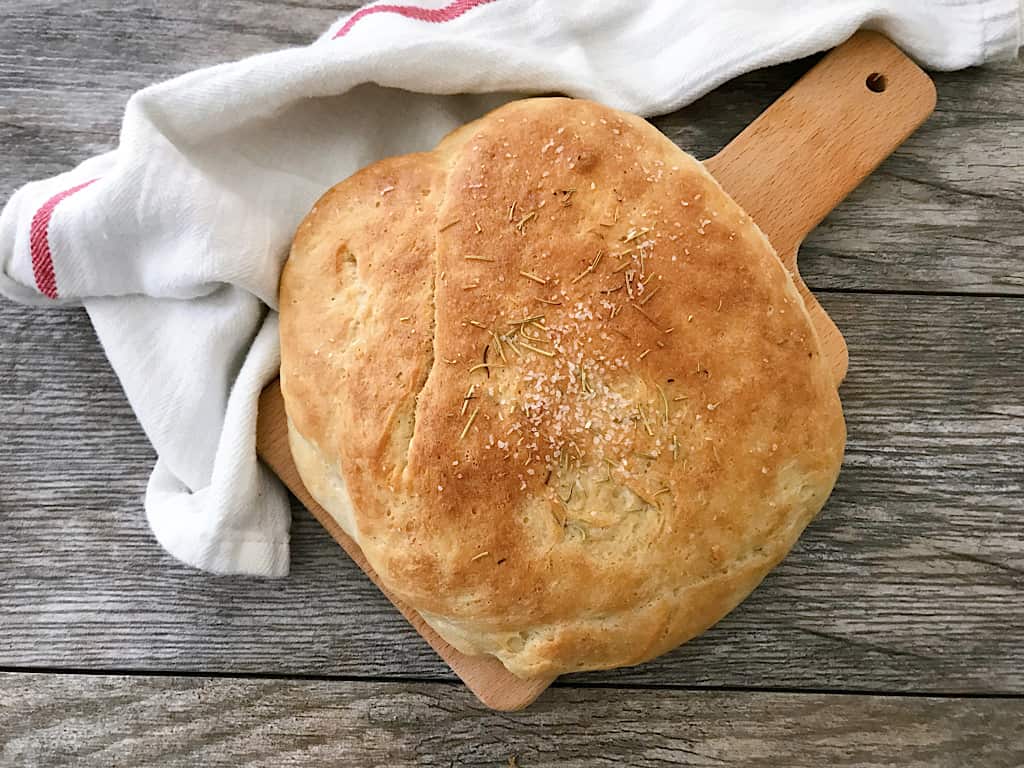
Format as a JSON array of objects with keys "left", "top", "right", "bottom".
[
  {"left": 2, "top": 292, "right": 1021, "bottom": 692},
  {"left": 2, "top": 672, "right": 1022, "bottom": 767},
  {"left": 0, "top": 1, "right": 357, "bottom": 184},
  {"left": 0, "top": 2, "right": 1020, "bottom": 296}
]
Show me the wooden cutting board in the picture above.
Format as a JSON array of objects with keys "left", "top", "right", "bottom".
[{"left": 256, "top": 31, "right": 936, "bottom": 711}]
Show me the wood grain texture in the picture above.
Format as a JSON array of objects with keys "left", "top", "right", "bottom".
[
  {"left": 2, "top": 672, "right": 1022, "bottom": 768},
  {"left": 707, "top": 33, "right": 937, "bottom": 260},
  {"left": 2, "top": 293, "right": 1021, "bottom": 692}
]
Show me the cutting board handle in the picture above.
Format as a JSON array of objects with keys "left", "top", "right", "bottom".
[{"left": 704, "top": 31, "right": 936, "bottom": 263}]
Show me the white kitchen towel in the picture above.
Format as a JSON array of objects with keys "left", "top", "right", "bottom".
[{"left": 1, "top": 0, "right": 1020, "bottom": 577}]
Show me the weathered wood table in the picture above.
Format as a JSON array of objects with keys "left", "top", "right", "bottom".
[{"left": 1, "top": 3, "right": 1022, "bottom": 766}]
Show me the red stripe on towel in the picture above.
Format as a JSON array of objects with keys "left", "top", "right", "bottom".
[
  {"left": 28, "top": 178, "right": 98, "bottom": 299},
  {"left": 333, "top": 0, "right": 497, "bottom": 39}
]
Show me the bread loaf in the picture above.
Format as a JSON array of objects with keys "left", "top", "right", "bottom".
[{"left": 279, "top": 97, "right": 845, "bottom": 678}]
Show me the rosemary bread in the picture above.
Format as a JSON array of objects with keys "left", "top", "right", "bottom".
[{"left": 278, "top": 97, "right": 846, "bottom": 679}]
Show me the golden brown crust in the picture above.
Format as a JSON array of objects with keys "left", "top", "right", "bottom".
[{"left": 279, "top": 97, "right": 846, "bottom": 678}]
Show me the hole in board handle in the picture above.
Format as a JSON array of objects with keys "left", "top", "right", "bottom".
[{"left": 866, "top": 72, "right": 887, "bottom": 93}]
